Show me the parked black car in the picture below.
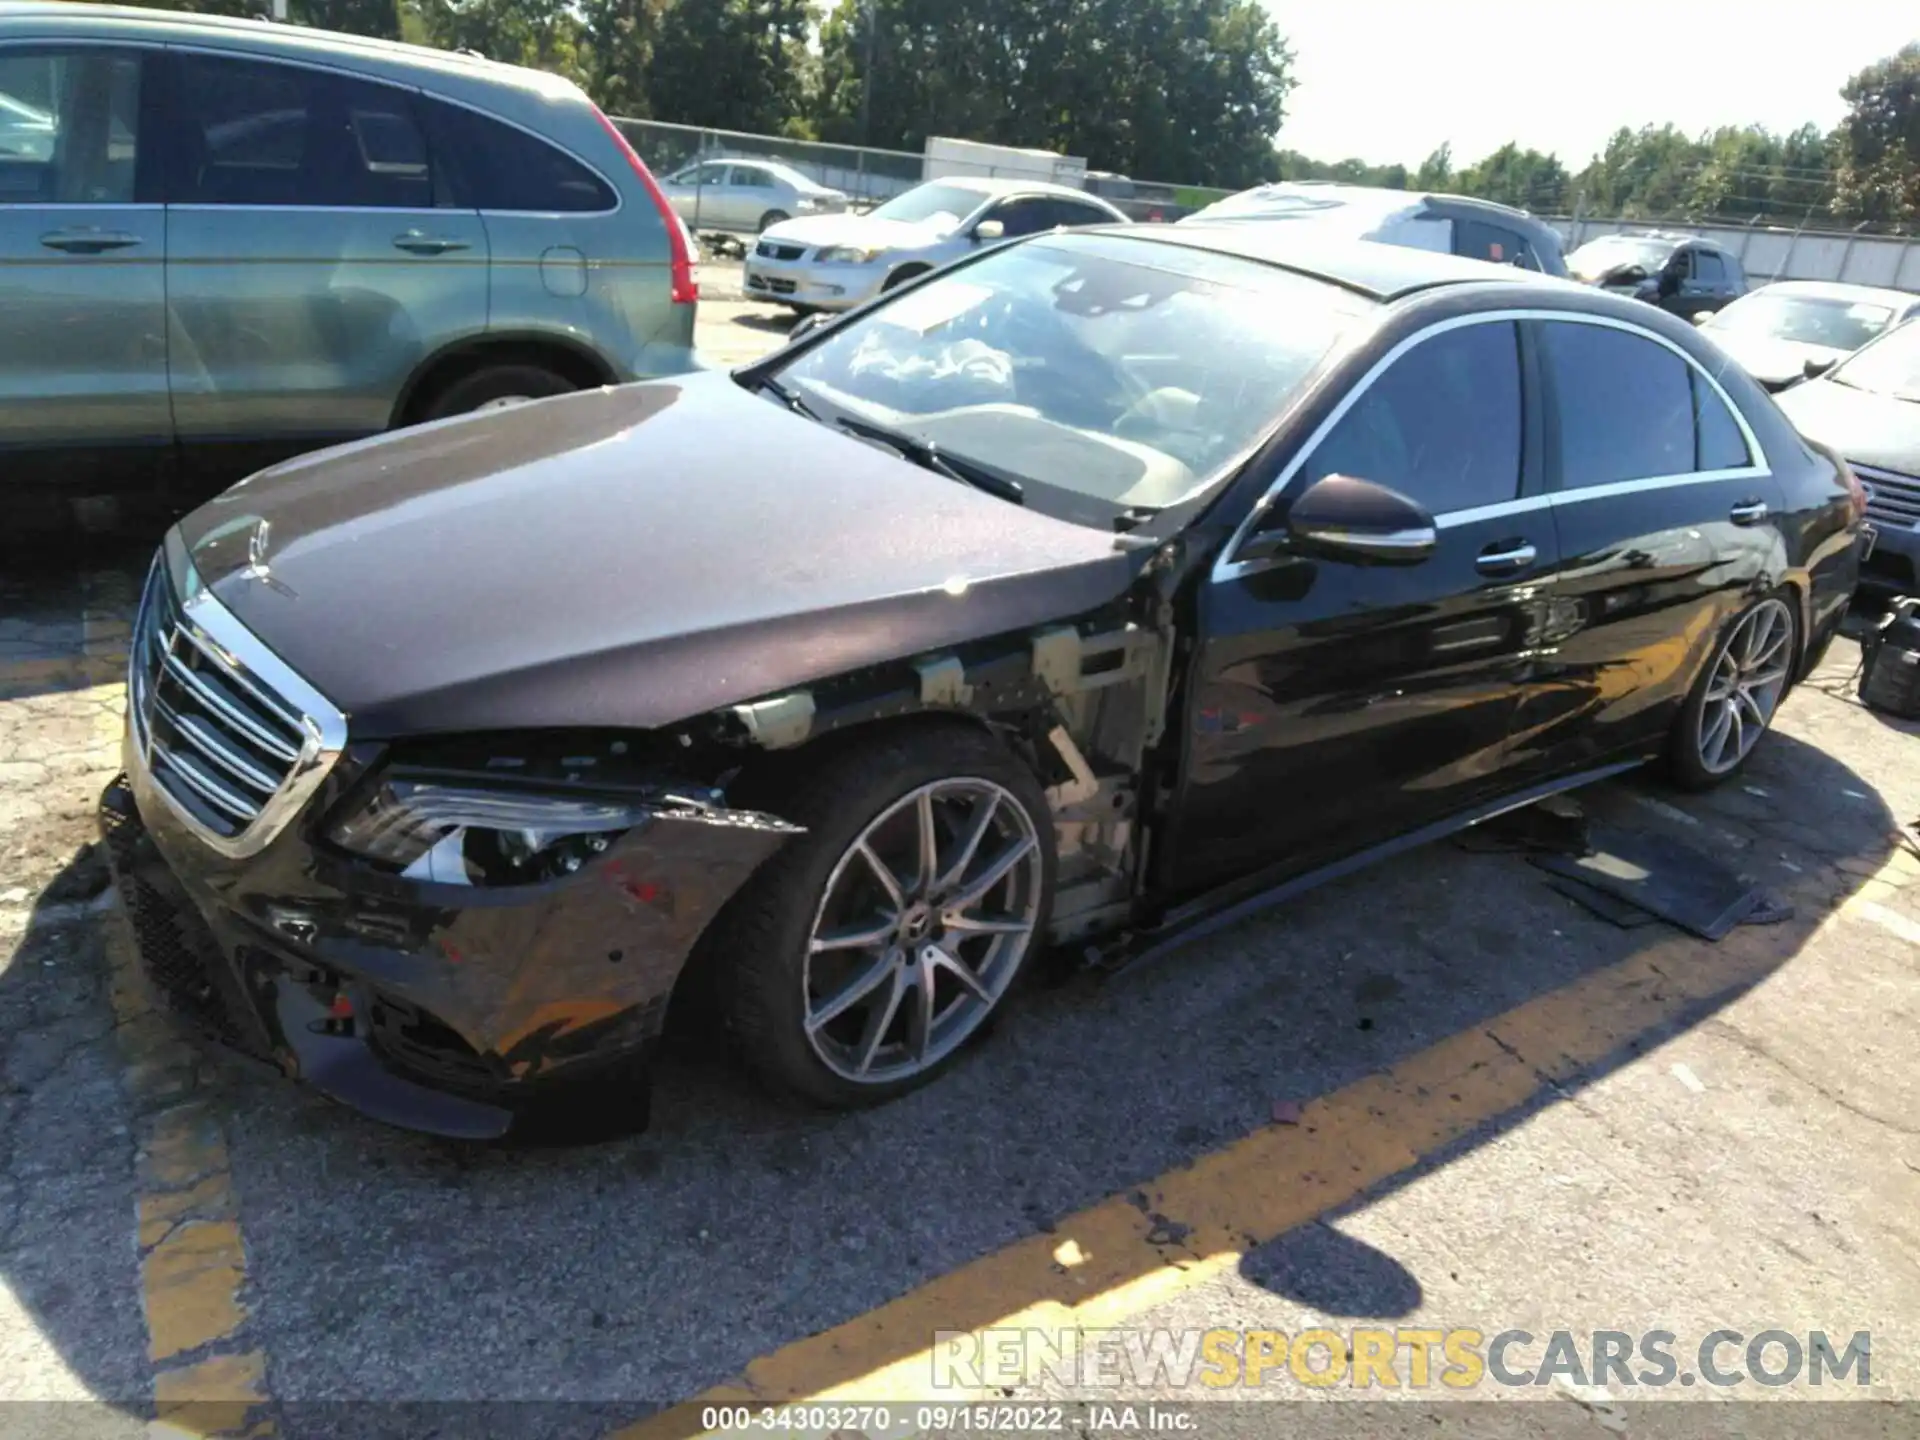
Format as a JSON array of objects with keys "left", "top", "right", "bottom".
[
  {"left": 102, "top": 225, "right": 1866, "bottom": 1139},
  {"left": 1569, "top": 231, "right": 1747, "bottom": 317}
]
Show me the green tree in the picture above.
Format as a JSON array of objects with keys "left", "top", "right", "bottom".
[
  {"left": 1412, "top": 143, "right": 1452, "bottom": 191},
  {"left": 1455, "top": 142, "right": 1569, "bottom": 212},
  {"left": 581, "top": 0, "right": 668, "bottom": 118},
  {"left": 645, "top": 0, "right": 816, "bottom": 134},
  {"left": 1832, "top": 43, "right": 1920, "bottom": 224},
  {"left": 416, "top": 0, "right": 589, "bottom": 85},
  {"left": 299, "top": 0, "right": 401, "bottom": 38},
  {"left": 811, "top": 0, "right": 1292, "bottom": 189}
]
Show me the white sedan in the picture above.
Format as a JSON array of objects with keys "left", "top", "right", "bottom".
[{"left": 742, "top": 177, "right": 1129, "bottom": 312}]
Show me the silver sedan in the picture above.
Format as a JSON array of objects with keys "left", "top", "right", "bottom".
[
  {"left": 661, "top": 157, "right": 849, "bottom": 236},
  {"left": 742, "top": 177, "right": 1129, "bottom": 312}
]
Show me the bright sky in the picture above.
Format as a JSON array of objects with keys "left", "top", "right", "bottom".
[{"left": 1264, "top": 1, "right": 1918, "bottom": 169}]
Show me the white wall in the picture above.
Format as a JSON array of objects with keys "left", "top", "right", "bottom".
[{"left": 1560, "top": 216, "right": 1920, "bottom": 292}]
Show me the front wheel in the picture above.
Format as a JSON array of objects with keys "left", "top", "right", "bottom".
[
  {"left": 711, "top": 725, "right": 1055, "bottom": 1109},
  {"left": 1666, "top": 593, "right": 1798, "bottom": 790},
  {"left": 757, "top": 209, "right": 790, "bottom": 233}
]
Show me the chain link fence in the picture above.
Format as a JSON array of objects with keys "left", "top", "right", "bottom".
[{"left": 612, "top": 117, "right": 1234, "bottom": 239}]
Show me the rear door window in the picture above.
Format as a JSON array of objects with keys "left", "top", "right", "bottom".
[
  {"left": 1047, "top": 197, "right": 1118, "bottom": 229},
  {"left": 417, "top": 98, "right": 615, "bottom": 213},
  {"left": 1538, "top": 320, "right": 1700, "bottom": 487},
  {"left": 168, "top": 54, "right": 433, "bottom": 209},
  {"left": 1298, "top": 320, "right": 1524, "bottom": 515},
  {"left": 989, "top": 196, "right": 1060, "bottom": 238},
  {"left": 1693, "top": 250, "right": 1727, "bottom": 285}
]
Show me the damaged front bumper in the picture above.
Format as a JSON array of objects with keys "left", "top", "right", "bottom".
[{"left": 99, "top": 759, "right": 797, "bottom": 1140}]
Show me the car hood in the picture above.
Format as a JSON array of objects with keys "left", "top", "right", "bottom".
[
  {"left": 1706, "top": 331, "right": 1847, "bottom": 389},
  {"left": 1774, "top": 375, "right": 1920, "bottom": 475},
  {"left": 176, "top": 374, "right": 1135, "bottom": 739},
  {"left": 759, "top": 212, "right": 955, "bottom": 252}
]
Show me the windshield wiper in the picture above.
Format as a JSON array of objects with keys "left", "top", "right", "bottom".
[
  {"left": 831, "top": 414, "right": 1025, "bottom": 505},
  {"left": 757, "top": 374, "right": 823, "bottom": 421}
]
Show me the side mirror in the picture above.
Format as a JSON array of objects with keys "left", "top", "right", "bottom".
[
  {"left": 1804, "top": 355, "right": 1838, "bottom": 380},
  {"left": 1239, "top": 473, "right": 1437, "bottom": 566},
  {"left": 973, "top": 219, "right": 1005, "bottom": 242}
]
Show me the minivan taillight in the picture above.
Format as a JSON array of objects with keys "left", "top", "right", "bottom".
[{"left": 593, "top": 110, "right": 698, "bottom": 306}]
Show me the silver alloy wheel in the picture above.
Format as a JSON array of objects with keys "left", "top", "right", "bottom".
[
  {"left": 474, "top": 395, "right": 533, "bottom": 412},
  {"left": 803, "top": 777, "right": 1043, "bottom": 1084},
  {"left": 1697, "top": 598, "right": 1794, "bottom": 775}
]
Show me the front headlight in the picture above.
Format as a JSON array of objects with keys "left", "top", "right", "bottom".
[
  {"left": 815, "top": 244, "right": 886, "bottom": 264},
  {"left": 797, "top": 196, "right": 823, "bottom": 211},
  {"left": 329, "top": 778, "right": 654, "bottom": 886}
]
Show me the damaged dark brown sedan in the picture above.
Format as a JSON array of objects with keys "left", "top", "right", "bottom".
[{"left": 102, "top": 226, "right": 1867, "bottom": 1138}]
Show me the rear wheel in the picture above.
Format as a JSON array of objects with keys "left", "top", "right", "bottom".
[
  {"left": 1667, "top": 594, "right": 1798, "bottom": 790},
  {"left": 710, "top": 725, "right": 1054, "bottom": 1109},
  {"left": 420, "top": 363, "right": 575, "bottom": 421}
]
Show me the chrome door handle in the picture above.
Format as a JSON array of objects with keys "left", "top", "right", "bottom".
[
  {"left": 40, "top": 228, "right": 142, "bottom": 254},
  {"left": 1476, "top": 540, "right": 1537, "bottom": 575},
  {"left": 1729, "top": 499, "right": 1769, "bottom": 525},
  {"left": 392, "top": 232, "right": 471, "bottom": 255}
]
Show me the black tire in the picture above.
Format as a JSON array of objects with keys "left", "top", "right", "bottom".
[
  {"left": 420, "top": 363, "right": 575, "bottom": 422},
  {"left": 708, "top": 722, "right": 1056, "bottom": 1110},
  {"left": 756, "top": 209, "right": 790, "bottom": 233},
  {"left": 1665, "top": 591, "right": 1799, "bottom": 792},
  {"left": 882, "top": 264, "right": 930, "bottom": 292}
]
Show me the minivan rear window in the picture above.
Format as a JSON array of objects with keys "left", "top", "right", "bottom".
[{"left": 418, "top": 99, "right": 615, "bottom": 213}]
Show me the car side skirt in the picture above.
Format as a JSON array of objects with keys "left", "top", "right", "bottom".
[{"left": 1109, "top": 757, "right": 1648, "bottom": 973}]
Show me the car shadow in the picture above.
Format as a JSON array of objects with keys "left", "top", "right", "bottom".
[
  {"left": 0, "top": 539, "right": 151, "bottom": 703},
  {"left": 0, "top": 723, "right": 1898, "bottom": 1425},
  {"left": 732, "top": 310, "right": 803, "bottom": 335}
]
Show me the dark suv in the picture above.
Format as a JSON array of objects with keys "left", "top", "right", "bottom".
[{"left": 1569, "top": 232, "right": 1747, "bottom": 317}]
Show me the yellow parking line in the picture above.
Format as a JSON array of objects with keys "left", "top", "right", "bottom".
[
  {"left": 614, "top": 857, "right": 1895, "bottom": 1440},
  {"left": 91, "top": 566, "right": 276, "bottom": 1440}
]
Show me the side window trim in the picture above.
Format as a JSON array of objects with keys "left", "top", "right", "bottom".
[
  {"left": 0, "top": 39, "right": 162, "bottom": 209},
  {"left": 1213, "top": 309, "right": 1768, "bottom": 584},
  {"left": 1528, "top": 314, "right": 1763, "bottom": 503},
  {"left": 161, "top": 45, "right": 433, "bottom": 213},
  {"left": 159, "top": 42, "right": 619, "bottom": 217}
]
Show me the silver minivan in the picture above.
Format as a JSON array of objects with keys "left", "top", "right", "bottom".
[{"left": 0, "top": 2, "right": 700, "bottom": 536}]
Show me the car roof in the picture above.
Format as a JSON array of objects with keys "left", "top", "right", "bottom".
[
  {"left": 1575, "top": 230, "right": 1731, "bottom": 256},
  {"left": 1747, "top": 279, "right": 1919, "bottom": 309},
  {"left": 715, "top": 156, "right": 819, "bottom": 184},
  {"left": 0, "top": 2, "right": 579, "bottom": 96},
  {"left": 1101, "top": 224, "right": 1583, "bottom": 302},
  {"left": 923, "top": 176, "right": 1103, "bottom": 201},
  {"left": 1198, "top": 181, "right": 1546, "bottom": 225}
]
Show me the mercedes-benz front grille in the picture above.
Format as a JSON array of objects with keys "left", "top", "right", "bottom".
[
  {"left": 128, "top": 545, "right": 346, "bottom": 855},
  {"left": 1855, "top": 462, "right": 1920, "bottom": 531}
]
